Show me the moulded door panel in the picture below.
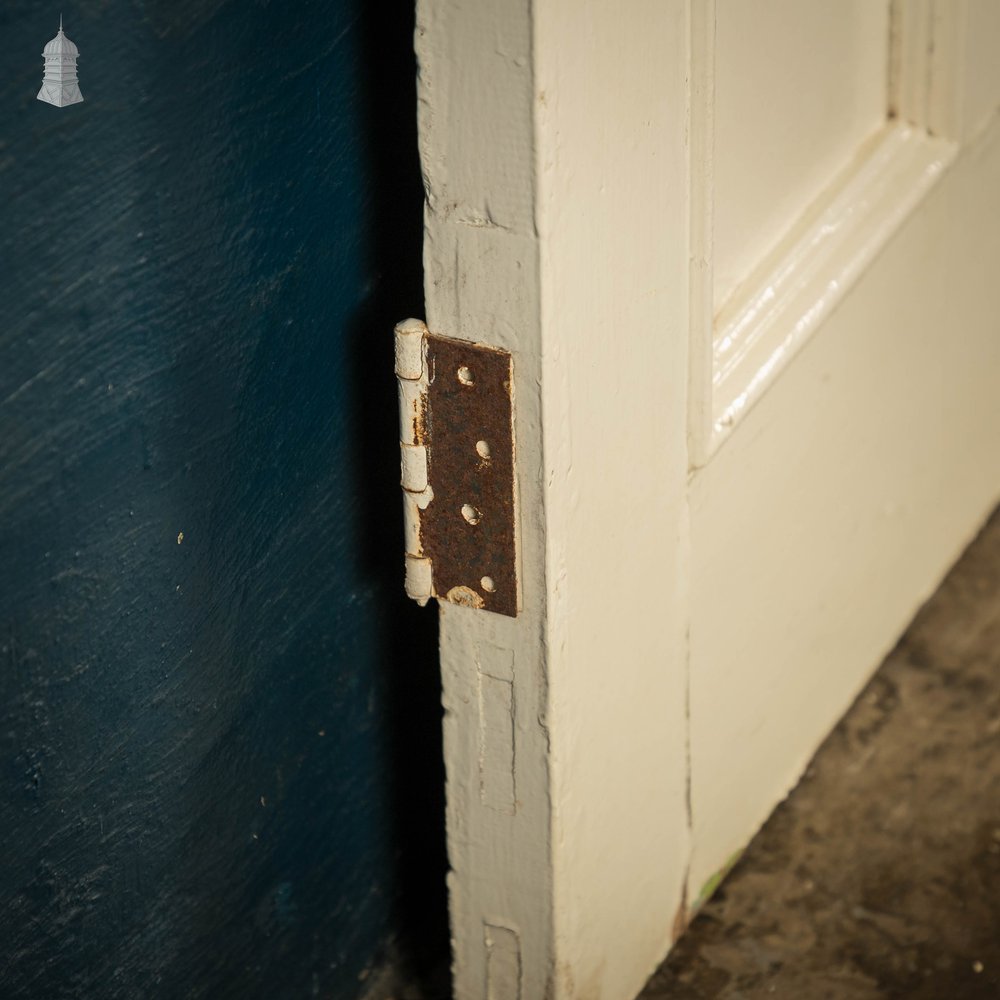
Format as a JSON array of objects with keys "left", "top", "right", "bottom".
[
  {"left": 713, "top": 0, "right": 889, "bottom": 306},
  {"left": 684, "top": 0, "right": 1000, "bottom": 931},
  {"left": 688, "top": 128, "right": 1000, "bottom": 899}
]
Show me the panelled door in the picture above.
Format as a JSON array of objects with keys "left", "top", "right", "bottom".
[{"left": 416, "top": 2, "right": 1000, "bottom": 998}]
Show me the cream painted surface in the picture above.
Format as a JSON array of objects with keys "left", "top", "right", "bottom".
[
  {"left": 690, "top": 0, "right": 980, "bottom": 463},
  {"left": 417, "top": 2, "right": 1000, "bottom": 998},
  {"left": 894, "top": 1, "right": 1000, "bottom": 141},
  {"left": 415, "top": 2, "right": 553, "bottom": 997},
  {"left": 709, "top": 124, "right": 955, "bottom": 451},
  {"left": 713, "top": 0, "right": 888, "bottom": 307},
  {"left": 418, "top": 1, "right": 690, "bottom": 997},
  {"left": 954, "top": 1, "right": 1000, "bottom": 137},
  {"left": 689, "top": 110, "right": 1000, "bottom": 899},
  {"left": 533, "top": 3, "right": 691, "bottom": 998}
]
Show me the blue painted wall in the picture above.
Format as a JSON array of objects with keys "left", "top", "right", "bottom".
[{"left": 0, "top": 3, "right": 445, "bottom": 997}]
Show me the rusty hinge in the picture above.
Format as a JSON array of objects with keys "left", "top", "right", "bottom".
[{"left": 394, "top": 319, "right": 518, "bottom": 617}]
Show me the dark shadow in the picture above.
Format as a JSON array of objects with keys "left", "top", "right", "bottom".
[
  {"left": 351, "top": 2, "right": 451, "bottom": 995},
  {"left": 0, "top": 3, "right": 448, "bottom": 997}
]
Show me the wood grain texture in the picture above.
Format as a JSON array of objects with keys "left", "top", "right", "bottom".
[{"left": 0, "top": 3, "right": 442, "bottom": 998}]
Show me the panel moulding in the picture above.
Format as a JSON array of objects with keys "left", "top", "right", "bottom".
[
  {"left": 689, "top": 0, "right": 962, "bottom": 467},
  {"left": 709, "top": 123, "right": 955, "bottom": 451}
]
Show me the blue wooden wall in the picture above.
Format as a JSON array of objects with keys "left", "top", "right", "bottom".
[{"left": 0, "top": 2, "right": 445, "bottom": 997}]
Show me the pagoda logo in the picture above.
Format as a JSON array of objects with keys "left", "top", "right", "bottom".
[{"left": 38, "top": 17, "right": 84, "bottom": 108}]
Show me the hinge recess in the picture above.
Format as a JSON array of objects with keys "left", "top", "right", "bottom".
[{"left": 394, "top": 319, "right": 518, "bottom": 617}]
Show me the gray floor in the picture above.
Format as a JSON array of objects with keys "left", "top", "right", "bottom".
[{"left": 641, "top": 507, "right": 1000, "bottom": 999}]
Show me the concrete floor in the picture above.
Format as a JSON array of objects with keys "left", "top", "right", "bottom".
[{"left": 640, "top": 507, "right": 1000, "bottom": 1000}]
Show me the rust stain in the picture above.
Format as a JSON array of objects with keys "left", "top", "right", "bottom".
[
  {"left": 414, "top": 388, "right": 429, "bottom": 443},
  {"left": 420, "top": 334, "right": 517, "bottom": 617}
]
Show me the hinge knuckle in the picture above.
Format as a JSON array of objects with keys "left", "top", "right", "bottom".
[
  {"left": 404, "top": 554, "right": 433, "bottom": 605},
  {"left": 401, "top": 488, "right": 432, "bottom": 554},
  {"left": 400, "top": 443, "right": 428, "bottom": 493},
  {"left": 394, "top": 318, "right": 427, "bottom": 381}
]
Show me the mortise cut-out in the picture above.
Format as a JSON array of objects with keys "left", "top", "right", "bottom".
[
  {"left": 478, "top": 643, "right": 516, "bottom": 815},
  {"left": 484, "top": 922, "right": 522, "bottom": 999}
]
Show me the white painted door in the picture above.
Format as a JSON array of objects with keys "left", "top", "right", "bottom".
[{"left": 413, "top": 2, "right": 1000, "bottom": 998}]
